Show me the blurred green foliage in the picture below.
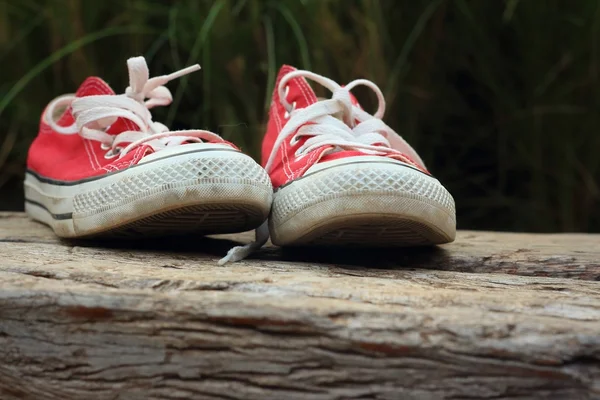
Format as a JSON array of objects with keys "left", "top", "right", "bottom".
[{"left": 1, "top": 0, "right": 599, "bottom": 232}]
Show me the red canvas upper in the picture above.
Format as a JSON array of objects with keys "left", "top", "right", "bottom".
[
  {"left": 261, "top": 66, "right": 429, "bottom": 189},
  {"left": 28, "top": 76, "right": 237, "bottom": 182}
]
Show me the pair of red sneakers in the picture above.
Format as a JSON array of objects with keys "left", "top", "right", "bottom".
[{"left": 26, "top": 57, "right": 456, "bottom": 263}]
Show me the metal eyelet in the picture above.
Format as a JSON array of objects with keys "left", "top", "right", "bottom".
[
  {"left": 284, "top": 101, "right": 297, "bottom": 119},
  {"left": 282, "top": 85, "right": 294, "bottom": 119},
  {"left": 290, "top": 135, "right": 300, "bottom": 146},
  {"left": 100, "top": 143, "right": 111, "bottom": 150},
  {"left": 104, "top": 146, "right": 123, "bottom": 159}
]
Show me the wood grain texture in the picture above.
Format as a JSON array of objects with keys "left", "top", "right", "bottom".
[{"left": 0, "top": 212, "right": 599, "bottom": 399}]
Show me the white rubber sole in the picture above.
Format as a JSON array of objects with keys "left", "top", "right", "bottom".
[
  {"left": 269, "top": 157, "right": 456, "bottom": 246},
  {"left": 24, "top": 144, "right": 273, "bottom": 238}
]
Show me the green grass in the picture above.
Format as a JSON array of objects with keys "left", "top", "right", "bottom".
[{"left": 1, "top": 0, "right": 599, "bottom": 232}]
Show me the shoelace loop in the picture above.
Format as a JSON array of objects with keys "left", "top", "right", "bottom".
[
  {"left": 45, "top": 57, "right": 224, "bottom": 158},
  {"left": 125, "top": 60, "right": 200, "bottom": 108},
  {"left": 265, "top": 70, "right": 424, "bottom": 172}
]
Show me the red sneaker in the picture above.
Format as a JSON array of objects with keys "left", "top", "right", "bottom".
[
  {"left": 262, "top": 66, "right": 456, "bottom": 247},
  {"left": 25, "top": 56, "right": 272, "bottom": 241}
]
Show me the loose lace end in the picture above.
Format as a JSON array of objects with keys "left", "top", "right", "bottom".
[
  {"left": 218, "top": 221, "right": 270, "bottom": 265},
  {"left": 218, "top": 244, "right": 255, "bottom": 265}
]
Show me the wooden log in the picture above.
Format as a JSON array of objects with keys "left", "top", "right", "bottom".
[{"left": 0, "top": 212, "right": 598, "bottom": 399}]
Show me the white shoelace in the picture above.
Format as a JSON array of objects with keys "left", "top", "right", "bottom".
[
  {"left": 217, "top": 221, "right": 269, "bottom": 265},
  {"left": 44, "top": 56, "right": 226, "bottom": 158},
  {"left": 264, "top": 70, "right": 426, "bottom": 172}
]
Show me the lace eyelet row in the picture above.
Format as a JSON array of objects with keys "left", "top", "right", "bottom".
[{"left": 284, "top": 86, "right": 303, "bottom": 158}]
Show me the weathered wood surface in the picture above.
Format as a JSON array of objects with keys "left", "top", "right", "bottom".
[{"left": 0, "top": 212, "right": 599, "bottom": 400}]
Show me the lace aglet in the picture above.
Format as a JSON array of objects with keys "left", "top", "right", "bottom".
[{"left": 168, "top": 64, "right": 201, "bottom": 80}]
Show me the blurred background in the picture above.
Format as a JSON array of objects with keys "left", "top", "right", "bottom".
[{"left": 1, "top": 0, "right": 599, "bottom": 232}]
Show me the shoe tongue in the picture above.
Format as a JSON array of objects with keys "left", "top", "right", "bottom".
[
  {"left": 75, "top": 76, "right": 115, "bottom": 97},
  {"left": 73, "top": 77, "right": 141, "bottom": 135},
  {"left": 348, "top": 91, "right": 361, "bottom": 108}
]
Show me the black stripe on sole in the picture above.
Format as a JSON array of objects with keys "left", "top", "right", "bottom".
[{"left": 25, "top": 199, "right": 73, "bottom": 220}]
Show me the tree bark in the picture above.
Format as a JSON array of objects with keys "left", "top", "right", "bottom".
[{"left": 0, "top": 212, "right": 599, "bottom": 399}]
